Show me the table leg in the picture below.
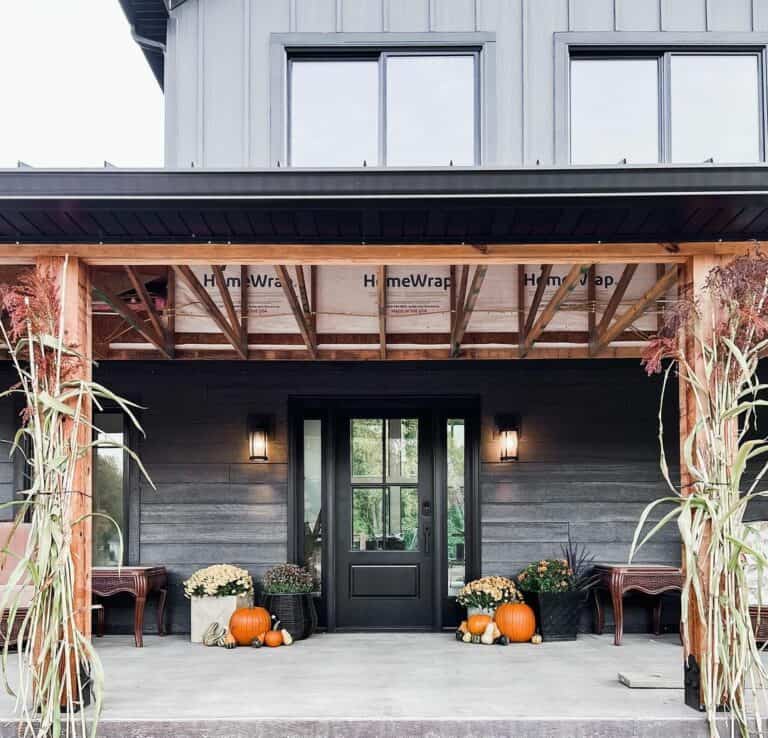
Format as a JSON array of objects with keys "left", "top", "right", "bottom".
[
  {"left": 157, "top": 588, "right": 167, "bottom": 636},
  {"left": 593, "top": 588, "right": 605, "bottom": 635},
  {"left": 610, "top": 571, "right": 625, "bottom": 646},
  {"left": 652, "top": 596, "right": 663, "bottom": 636},
  {"left": 133, "top": 595, "right": 146, "bottom": 648}
]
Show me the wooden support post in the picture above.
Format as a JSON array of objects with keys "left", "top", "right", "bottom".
[
  {"left": 37, "top": 256, "right": 93, "bottom": 640},
  {"left": 378, "top": 265, "right": 387, "bottom": 360},
  {"left": 587, "top": 265, "right": 596, "bottom": 343},
  {"left": 679, "top": 254, "right": 722, "bottom": 711}
]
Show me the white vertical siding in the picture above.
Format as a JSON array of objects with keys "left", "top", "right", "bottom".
[{"left": 164, "top": 0, "right": 768, "bottom": 167}]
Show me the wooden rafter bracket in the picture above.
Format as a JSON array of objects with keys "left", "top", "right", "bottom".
[
  {"left": 451, "top": 265, "right": 488, "bottom": 358},
  {"left": 590, "top": 265, "right": 680, "bottom": 356},
  {"left": 211, "top": 265, "right": 246, "bottom": 355},
  {"left": 592, "top": 264, "right": 639, "bottom": 344},
  {"left": 275, "top": 265, "right": 317, "bottom": 359},
  {"left": 524, "top": 264, "right": 553, "bottom": 338},
  {"left": 92, "top": 280, "right": 173, "bottom": 360},
  {"left": 378, "top": 265, "right": 387, "bottom": 360},
  {"left": 521, "top": 263, "right": 591, "bottom": 358},
  {"left": 173, "top": 265, "right": 247, "bottom": 360}
]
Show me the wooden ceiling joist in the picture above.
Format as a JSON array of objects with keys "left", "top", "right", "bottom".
[
  {"left": 591, "top": 264, "right": 639, "bottom": 351},
  {"left": 591, "top": 265, "right": 679, "bottom": 356},
  {"left": 274, "top": 265, "right": 317, "bottom": 359},
  {"left": 92, "top": 281, "right": 174, "bottom": 360},
  {"left": 211, "top": 265, "right": 245, "bottom": 353},
  {"left": 451, "top": 266, "right": 488, "bottom": 358},
  {"left": 172, "top": 265, "right": 247, "bottom": 360},
  {"left": 378, "top": 265, "right": 387, "bottom": 360},
  {"left": 521, "top": 263, "right": 591, "bottom": 358},
  {"left": 124, "top": 266, "right": 168, "bottom": 350},
  {"left": 524, "top": 264, "right": 553, "bottom": 338}
]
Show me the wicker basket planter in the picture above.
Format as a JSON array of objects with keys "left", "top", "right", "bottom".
[
  {"left": 525, "top": 590, "right": 585, "bottom": 642},
  {"left": 262, "top": 593, "right": 317, "bottom": 641}
]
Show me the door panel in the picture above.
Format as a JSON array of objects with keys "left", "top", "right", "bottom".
[{"left": 335, "top": 412, "right": 434, "bottom": 628}]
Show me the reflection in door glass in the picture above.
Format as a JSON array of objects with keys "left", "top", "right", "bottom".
[
  {"left": 447, "top": 419, "right": 466, "bottom": 596},
  {"left": 352, "top": 487, "right": 419, "bottom": 551},
  {"left": 351, "top": 419, "right": 384, "bottom": 483},
  {"left": 386, "top": 418, "right": 418, "bottom": 483},
  {"left": 303, "top": 419, "right": 323, "bottom": 591},
  {"left": 93, "top": 415, "right": 125, "bottom": 566}
]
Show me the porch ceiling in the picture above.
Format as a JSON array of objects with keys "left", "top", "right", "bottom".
[{"left": 0, "top": 166, "right": 768, "bottom": 245}]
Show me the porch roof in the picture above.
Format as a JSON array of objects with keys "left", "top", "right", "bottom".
[{"left": 0, "top": 165, "right": 767, "bottom": 245}]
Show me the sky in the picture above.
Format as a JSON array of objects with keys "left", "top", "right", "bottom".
[{"left": 0, "top": 0, "right": 164, "bottom": 168}]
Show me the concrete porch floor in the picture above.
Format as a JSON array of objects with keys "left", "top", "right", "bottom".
[{"left": 0, "top": 632, "right": 716, "bottom": 737}]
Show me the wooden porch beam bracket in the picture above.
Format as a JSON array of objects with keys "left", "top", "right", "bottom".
[
  {"left": 172, "top": 265, "right": 247, "bottom": 360},
  {"left": 452, "top": 266, "right": 469, "bottom": 345},
  {"left": 124, "top": 266, "right": 169, "bottom": 352},
  {"left": 591, "top": 264, "right": 639, "bottom": 348},
  {"left": 211, "top": 265, "right": 246, "bottom": 355},
  {"left": 92, "top": 281, "right": 174, "bottom": 360},
  {"left": 295, "top": 266, "right": 311, "bottom": 317},
  {"left": 524, "top": 264, "right": 553, "bottom": 337},
  {"left": 451, "top": 265, "right": 488, "bottom": 358},
  {"left": 591, "top": 265, "right": 679, "bottom": 355},
  {"left": 378, "top": 265, "right": 387, "bottom": 360},
  {"left": 275, "top": 265, "right": 318, "bottom": 359},
  {"left": 521, "top": 263, "right": 591, "bottom": 358}
]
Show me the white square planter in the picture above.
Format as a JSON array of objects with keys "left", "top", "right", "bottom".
[{"left": 190, "top": 594, "right": 253, "bottom": 643}]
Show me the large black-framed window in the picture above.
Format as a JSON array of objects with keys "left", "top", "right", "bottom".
[
  {"left": 288, "top": 50, "right": 480, "bottom": 167},
  {"left": 570, "top": 49, "right": 765, "bottom": 164}
]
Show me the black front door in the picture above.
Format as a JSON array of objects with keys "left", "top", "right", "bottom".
[{"left": 335, "top": 411, "right": 434, "bottom": 629}]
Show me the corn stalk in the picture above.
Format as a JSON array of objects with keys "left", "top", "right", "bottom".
[
  {"left": 632, "top": 252, "right": 768, "bottom": 737},
  {"left": 0, "top": 260, "right": 153, "bottom": 737}
]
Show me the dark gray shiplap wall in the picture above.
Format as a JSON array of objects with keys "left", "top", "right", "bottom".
[{"left": 80, "top": 359, "right": 681, "bottom": 634}]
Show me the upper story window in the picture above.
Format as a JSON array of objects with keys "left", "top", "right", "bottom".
[
  {"left": 570, "top": 52, "right": 763, "bottom": 165},
  {"left": 289, "top": 52, "right": 478, "bottom": 167}
]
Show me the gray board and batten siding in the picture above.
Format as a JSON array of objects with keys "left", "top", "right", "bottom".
[
  {"left": 165, "top": 0, "right": 768, "bottom": 168},
  {"left": 0, "top": 359, "right": 687, "bottom": 635}
]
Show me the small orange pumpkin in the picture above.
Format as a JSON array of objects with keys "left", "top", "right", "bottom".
[
  {"left": 467, "top": 614, "right": 492, "bottom": 635},
  {"left": 264, "top": 630, "right": 283, "bottom": 648},
  {"left": 229, "top": 607, "right": 272, "bottom": 647},
  {"left": 494, "top": 602, "right": 536, "bottom": 643}
]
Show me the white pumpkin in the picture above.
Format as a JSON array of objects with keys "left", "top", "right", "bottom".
[{"left": 481, "top": 622, "right": 496, "bottom": 645}]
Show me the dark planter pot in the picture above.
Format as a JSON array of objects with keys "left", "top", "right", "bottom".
[
  {"left": 524, "top": 590, "right": 586, "bottom": 642},
  {"left": 261, "top": 593, "right": 317, "bottom": 641}
]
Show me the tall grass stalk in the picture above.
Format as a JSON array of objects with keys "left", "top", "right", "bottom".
[
  {"left": 0, "top": 260, "right": 152, "bottom": 737},
  {"left": 632, "top": 252, "right": 768, "bottom": 737}
]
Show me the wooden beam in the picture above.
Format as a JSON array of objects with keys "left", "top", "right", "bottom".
[
  {"left": 124, "top": 266, "right": 172, "bottom": 355},
  {"left": 5, "top": 241, "right": 751, "bottom": 266},
  {"left": 37, "top": 256, "right": 93, "bottom": 639},
  {"left": 587, "top": 265, "right": 596, "bottom": 342},
  {"left": 211, "top": 265, "right": 244, "bottom": 357},
  {"left": 378, "top": 265, "right": 387, "bottom": 360},
  {"left": 452, "top": 266, "right": 469, "bottom": 345},
  {"left": 522, "top": 264, "right": 591, "bottom": 357},
  {"left": 590, "top": 263, "right": 639, "bottom": 352},
  {"left": 517, "top": 264, "right": 526, "bottom": 352},
  {"left": 166, "top": 266, "right": 176, "bottom": 339},
  {"left": 524, "top": 264, "right": 553, "bottom": 337},
  {"left": 92, "top": 280, "right": 174, "bottom": 359},
  {"left": 274, "top": 265, "right": 317, "bottom": 359},
  {"left": 451, "top": 266, "right": 488, "bottom": 358},
  {"left": 240, "top": 265, "right": 248, "bottom": 345},
  {"left": 591, "top": 265, "right": 679, "bottom": 354},
  {"left": 450, "top": 265, "right": 457, "bottom": 339},
  {"left": 172, "top": 265, "right": 247, "bottom": 360},
  {"left": 295, "top": 266, "right": 311, "bottom": 317}
]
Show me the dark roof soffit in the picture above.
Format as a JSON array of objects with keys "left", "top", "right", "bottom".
[{"left": 118, "top": 0, "right": 169, "bottom": 89}]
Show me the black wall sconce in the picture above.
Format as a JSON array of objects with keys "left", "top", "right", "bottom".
[
  {"left": 248, "top": 414, "right": 271, "bottom": 462},
  {"left": 496, "top": 414, "right": 521, "bottom": 462}
]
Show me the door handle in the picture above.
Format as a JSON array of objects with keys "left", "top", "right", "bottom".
[{"left": 423, "top": 525, "right": 431, "bottom": 554}]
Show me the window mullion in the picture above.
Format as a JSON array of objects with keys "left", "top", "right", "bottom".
[
  {"left": 379, "top": 53, "right": 387, "bottom": 166},
  {"left": 660, "top": 52, "right": 672, "bottom": 164}
]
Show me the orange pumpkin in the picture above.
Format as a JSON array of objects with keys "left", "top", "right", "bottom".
[
  {"left": 494, "top": 602, "right": 536, "bottom": 643},
  {"left": 229, "top": 607, "right": 272, "bottom": 647},
  {"left": 467, "top": 614, "right": 492, "bottom": 635},
  {"left": 264, "top": 630, "right": 283, "bottom": 648}
]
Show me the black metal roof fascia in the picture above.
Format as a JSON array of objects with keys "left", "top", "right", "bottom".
[{"left": 1, "top": 165, "right": 768, "bottom": 200}]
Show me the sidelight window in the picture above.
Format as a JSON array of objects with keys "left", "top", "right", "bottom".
[
  {"left": 289, "top": 53, "right": 478, "bottom": 167},
  {"left": 570, "top": 52, "right": 764, "bottom": 164},
  {"left": 93, "top": 414, "right": 127, "bottom": 566}
]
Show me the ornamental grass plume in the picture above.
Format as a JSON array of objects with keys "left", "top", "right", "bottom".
[
  {"left": 0, "top": 259, "right": 154, "bottom": 738},
  {"left": 633, "top": 250, "right": 768, "bottom": 737}
]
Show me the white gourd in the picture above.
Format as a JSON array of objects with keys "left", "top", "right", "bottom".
[{"left": 481, "top": 622, "right": 496, "bottom": 645}]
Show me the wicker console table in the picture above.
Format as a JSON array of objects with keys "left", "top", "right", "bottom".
[
  {"left": 92, "top": 566, "right": 168, "bottom": 648},
  {"left": 592, "top": 564, "right": 682, "bottom": 646}
]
